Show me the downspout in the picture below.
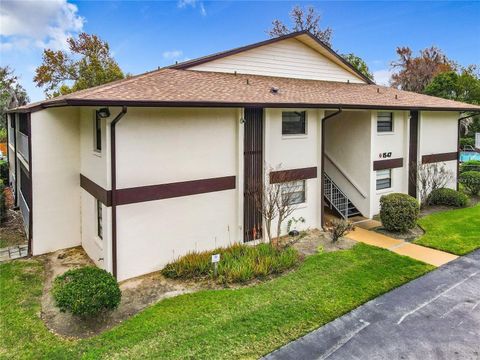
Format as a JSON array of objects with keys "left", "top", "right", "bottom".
[
  {"left": 110, "top": 106, "right": 128, "bottom": 279},
  {"left": 320, "top": 108, "right": 343, "bottom": 228},
  {"left": 456, "top": 112, "right": 480, "bottom": 191}
]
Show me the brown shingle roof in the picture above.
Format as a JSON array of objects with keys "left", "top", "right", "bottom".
[{"left": 15, "top": 68, "right": 480, "bottom": 112}]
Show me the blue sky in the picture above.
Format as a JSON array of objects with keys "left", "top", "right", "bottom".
[{"left": 1, "top": 0, "right": 479, "bottom": 102}]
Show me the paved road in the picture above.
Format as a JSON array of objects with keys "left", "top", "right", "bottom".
[{"left": 264, "top": 249, "right": 480, "bottom": 360}]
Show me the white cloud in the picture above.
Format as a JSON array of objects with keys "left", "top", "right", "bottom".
[
  {"left": 199, "top": 3, "right": 207, "bottom": 16},
  {"left": 373, "top": 69, "right": 394, "bottom": 86},
  {"left": 177, "top": 0, "right": 207, "bottom": 16},
  {"left": 163, "top": 50, "right": 183, "bottom": 59},
  {"left": 0, "top": 0, "right": 84, "bottom": 50}
]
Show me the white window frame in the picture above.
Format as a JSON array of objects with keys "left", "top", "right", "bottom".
[
  {"left": 281, "top": 180, "right": 306, "bottom": 205},
  {"left": 377, "top": 112, "right": 394, "bottom": 134},
  {"left": 282, "top": 111, "right": 308, "bottom": 137},
  {"left": 376, "top": 169, "right": 392, "bottom": 191}
]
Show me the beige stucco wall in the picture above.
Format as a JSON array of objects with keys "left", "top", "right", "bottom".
[
  {"left": 324, "top": 110, "right": 372, "bottom": 216},
  {"left": 31, "top": 107, "right": 81, "bottom": 255},
  {"left": 190, "top": 38, "right": 364, "bottom": 83},
  {"left": 419, "top": 111, "right": 459, "bottom": 190},
  {"left": 114, "top": 108, "right": 240, "bottom": 280},
  {"left": 370, "top": 111, "right": 410, "bottom": 215},
  {"left": 264, "top": 108, "right": 323, "bottom": 235}
]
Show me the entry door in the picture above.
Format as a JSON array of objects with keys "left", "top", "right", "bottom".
[
  {"left": 244, "top": 108, "right": 263, "bottom": 242},
  {"left": 408, "top": 111, "right": 419, "bottom": 198}
]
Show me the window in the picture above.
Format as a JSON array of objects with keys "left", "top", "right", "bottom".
[
  {"left": 18, "top": 113, "right": 29, "bottom": 135},
  {"left": 9, "top": 114, "right": 15, "bottom": 129},
  {"left": 376, "top": 169, "right": 392, "bottom": 190},
  {"left": 94, "top": 111, "right": 102, "bottom": 152},
  {"left": 377, "top": 112, "right": 393, "bottom": 132},
  {"left": 96, "top": 200, "right": 103, "bottom": 239},
  {"left": 282, "top": 111, "right": 306, "bottom": 135},
  {"left": 281, "top": 180, "right": 306, "bottom": 205}
]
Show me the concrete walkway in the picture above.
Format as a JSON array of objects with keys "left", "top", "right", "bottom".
[
  {"left": 346, "top": 221, "right": 458, "bottom": 267},
  {"left": 264, "top": 249, "right": 480, "bottom": 360}
]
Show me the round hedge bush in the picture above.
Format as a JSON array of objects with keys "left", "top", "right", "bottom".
[
  {"left": 428, "top": 188, "right": 469, "bottom": 208},
  {"left": 460, "top": 160, "right": 480, "bottom": 173},
  {"left": 459, "top": 171, "right": 480, "bottom": 195},
  {"left": 52, "top": 266, "right": 121, "bottom": 317},
  {"left": 380, "top": 193, "right": 419, "bottom": 233}
]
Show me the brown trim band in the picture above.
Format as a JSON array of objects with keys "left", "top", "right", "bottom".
[
  {"left": 116, "top": 176, "right": 236, "bottom": 206},
  {"left": 270, "top": 167, "right": 317, "bottom": 184},
  {"left": 80, "top": 174, "right": 112, "bottom": 206},
  {"left": 373, "top": 158, "right": 404, "bottom": 171},
  {"left": 422, "top": 152, "right": 458, "bottom": 164}
]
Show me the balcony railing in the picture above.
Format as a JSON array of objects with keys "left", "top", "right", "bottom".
[
  {"left": 17, "top": 132, "right": 29, "bottom": 163},
  {"left": 19, "top": 190, "right": 30, "bottom": 236}
]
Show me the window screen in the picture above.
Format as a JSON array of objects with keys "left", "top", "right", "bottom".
[
  {"left": 282, "top": 111, "right": 306, "bottom": 135},
  {"left": 377, "top": 112, "right": 393, "bottom": 132},
  {"left": 94, "top": 112, "right": 102, "bottom": 152},
  {"left": 376, "top": 169, "right": 392, "bottom": 190},
  {"left": 281, "top": 180, "right": 306, "bottom": 205},
  {"left": 97, "top": 200, "right": 103, "bottom": 239}
]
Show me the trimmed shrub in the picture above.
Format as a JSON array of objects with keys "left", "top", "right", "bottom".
[
  {"left": 459, "top": 171, "right": 480, "bottom": 195},
  {"left": 162, "top": 243, "right": 299, "bottom": 284},
  {"left": 460, "top": 137, "right": 475, "bottom": 148},
  {"left": 380, "top": 193, "right": 419, "bottom": 233},
  {"left": 428, "top": 188, "right": 469, "bottom": 208},
  {"left": 52, "top": 266, "right": 121, "bottom": 317},
  {"left": 0, "top": 179, "right": 5, "bottom": 223},
  {"left": 0, "top": 160, "right": 8, "bottom": 185},
  {"left": 327, "top": 219, "right": 355, "bottom": 242},
  {"left": 460, "top": 160, "right": 480, "bottom": 173}
]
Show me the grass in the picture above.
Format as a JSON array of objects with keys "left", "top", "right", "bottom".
[
  {"left": 0, "top": 244, "right": 432, "bottom": 359},
  {"left": 161, "top": 243, "right": 299, "bottom": 284},
  {"left": 415, "top": 204, "right": 480, "bottom": 255}
]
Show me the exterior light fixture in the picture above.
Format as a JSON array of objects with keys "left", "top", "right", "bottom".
[{"left": 97, "top": 108, "right": 111, "bottom": 118}]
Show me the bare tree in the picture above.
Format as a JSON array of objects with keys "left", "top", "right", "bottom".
[
  {"left": 268, "top": 5, "right": 333, "bottom": 47},
  {"left": 411, "top": 162, "right": 455, "bottom": 207},
  {"left": 255, "top": 166, "right": 301, "bottom": 247}
]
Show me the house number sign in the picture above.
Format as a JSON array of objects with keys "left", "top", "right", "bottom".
[{"left": 379, "top": 152, "right": 392, "bottom": 159}]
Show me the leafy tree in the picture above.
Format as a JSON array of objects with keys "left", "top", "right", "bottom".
[
  {"left": 0, "top": 66, "right": 29, "bottom": 128},
  {"left": 341, "top": 53, "right": 373, "bottom": 80},
  {"left": 34, "top": 33, "right": 124, "bottom": 98},
  {"left": 268, "top": 5, "right": 333, "bottom": 47},
  {"left": 390, "top": 46, "right": 454, "bottom": 93},
  {"left": 424, "top": 67, "right": 480, "bottom": 104},
  {"left": 424, "top": 67, "right": 480, "bottom": 137}
]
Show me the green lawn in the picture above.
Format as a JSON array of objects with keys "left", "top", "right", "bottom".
[
  {"left": 0, "top": 244, "right": 432, "bottom": 359},
  {"left": 415, "top": 204, "right": 480, "bottom": 255}
]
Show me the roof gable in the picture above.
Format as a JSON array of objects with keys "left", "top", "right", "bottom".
[{"left": 174, "top": 31, "right": 371, "bottom": 84}]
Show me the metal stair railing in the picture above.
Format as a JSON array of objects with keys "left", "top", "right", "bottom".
[{"left": 324, "top": 172, "right": 351, "bottom": 219}]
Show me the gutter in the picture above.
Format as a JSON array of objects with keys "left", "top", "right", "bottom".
[
  {"left": 110, "top": 106, "right": 128, "bottom": 279},
  {"left": 320, "top": 108, "right": 343, "bottom": 228}
]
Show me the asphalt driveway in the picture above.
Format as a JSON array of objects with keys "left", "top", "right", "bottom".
[{"left": 264, "top": 249, "right": 480, "bottom": 360}]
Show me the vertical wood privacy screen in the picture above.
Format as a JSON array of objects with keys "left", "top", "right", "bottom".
[{"left": 243, "top": 108, "right": 264, "bottom": 242}]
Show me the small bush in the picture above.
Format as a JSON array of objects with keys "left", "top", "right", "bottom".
[
  {"left": 327, "top": 219, "right": 355, "bottom": 242},
  {"left": 52, "top": 266, "right": 121, "bottom": 317},
  {"left": 460, "top": 160, "right": 480, "bottom": 173},
  {"left": 162, "top": 243, "right": 299, "bottom": 284},
  {"left": 0, "top": 160, "right": 8, "bottom": 185},
  {"left": 460, "top": 137, "right": 474, "bottom": 148},
  {"left": 459, "top": 171, "right": 480, "bottom": 195},
  {"left": 428, "top": 188, "right": 469, "bottom": 208},
  {"left": 380, "top": 193, "right": 419, "bottom": 233}
]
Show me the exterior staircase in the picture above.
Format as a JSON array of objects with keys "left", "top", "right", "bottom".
[{"left": 324, "top": 173, "right": 361, "bottom": 219}]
